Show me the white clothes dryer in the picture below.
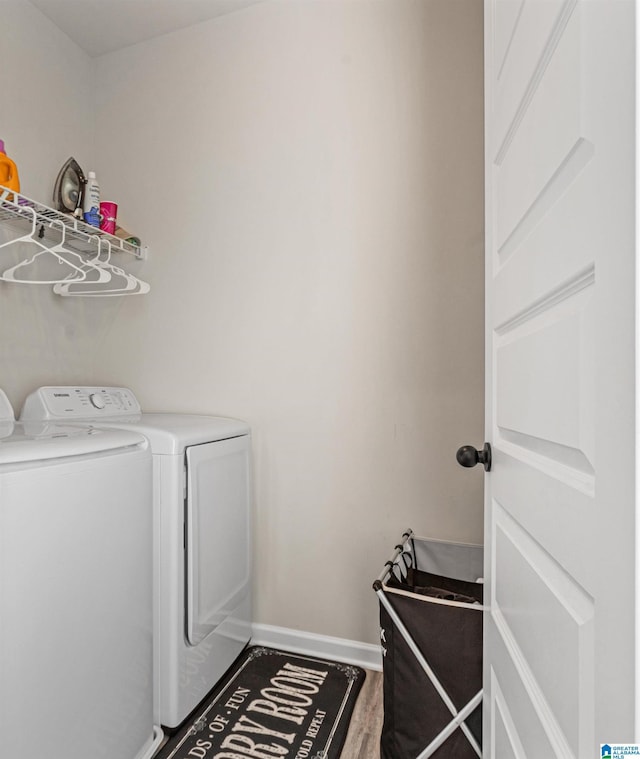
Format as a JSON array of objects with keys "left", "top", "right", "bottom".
[
  {"left": 21, "top": 386, "right": 253, "bottom": 729},
  {"left": 1, "top": 389, "right": 162, "bottom": 759}
]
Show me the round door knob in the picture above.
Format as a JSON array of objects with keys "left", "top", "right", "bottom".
[{"left": 456, "top": 442, "right": 492, "bottom": 472}]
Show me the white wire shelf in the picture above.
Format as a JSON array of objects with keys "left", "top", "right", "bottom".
[
  {"left": 0, "top": 185, "right": 147, "bottom": 260},
  {"left": 0, "top": 185, "right": 150, "bottom": 296}
]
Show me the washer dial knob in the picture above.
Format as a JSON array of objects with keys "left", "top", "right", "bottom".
[{"left": 89, "top": 393, "right": 106, "bottom": 410}]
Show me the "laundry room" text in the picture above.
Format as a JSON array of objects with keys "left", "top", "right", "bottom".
[{"left": 189, "top": 660, "right": 330, "bottom": 759}]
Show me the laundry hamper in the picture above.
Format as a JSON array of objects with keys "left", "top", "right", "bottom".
[{"left": 373, "top": 529, "right": 484, "bottom": 759}]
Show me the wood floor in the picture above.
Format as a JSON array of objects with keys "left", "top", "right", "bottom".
[{"left": 340, "top": 669, "right": 384, "bottom": 758}]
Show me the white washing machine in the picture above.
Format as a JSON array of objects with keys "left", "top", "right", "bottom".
[
  {"left": 21, "top": 386, "right": 253, "bottom": 729},
  {"left": 0, "top": 388, "right": 162, "bottom": 759}
]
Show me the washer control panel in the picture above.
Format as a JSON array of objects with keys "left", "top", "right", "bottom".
[
  {"left": 0, "top": 388, "right": 14, "bottom": 422},
  {"left": 21, "top": 386, "right": 141, "bottom": 421}
]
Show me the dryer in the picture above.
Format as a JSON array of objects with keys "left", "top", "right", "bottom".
[
  {"left": 1, "top": 389, "right": 161, "bottom": 759},
  {"left": 21, "top": 386, "right": 252, "bottom": 729}
]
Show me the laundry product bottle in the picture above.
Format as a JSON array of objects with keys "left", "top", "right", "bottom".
[
  {"left": 83, "top": 170, "right": 101, "bottom": 227},
  {"left": 0, "top": 139, "right": 20, "bottom": 199}
]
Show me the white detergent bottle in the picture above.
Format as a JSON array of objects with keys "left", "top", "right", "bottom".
[{"left": 83, "top": 170, "right": 101, "bottom": 226}]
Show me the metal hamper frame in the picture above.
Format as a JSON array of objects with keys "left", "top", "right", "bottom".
[{"left": 373, "top": 529, "right": 484, "bottom": 758}]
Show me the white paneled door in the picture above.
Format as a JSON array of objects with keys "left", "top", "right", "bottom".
[{"left": 484, "top": 0, "right": 636, "bottom": 756}]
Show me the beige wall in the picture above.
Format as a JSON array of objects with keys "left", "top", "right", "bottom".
[
  {"left": 0, "top": 0, "right": 110, "bottom": 405},
  {"left": 3, "top": 0, "right": 484, "bottom": 647},
  {"left": 92, "top": 0, "right": 485, "bottom": 645}
]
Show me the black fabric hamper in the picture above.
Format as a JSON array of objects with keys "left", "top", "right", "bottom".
[{"left": 374, "top": 530, "right": 484, "bottom": 759}]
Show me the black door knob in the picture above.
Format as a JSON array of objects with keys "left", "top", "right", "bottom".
[{"left": 456, "top": 442, "right": 492, "bottom": 472}]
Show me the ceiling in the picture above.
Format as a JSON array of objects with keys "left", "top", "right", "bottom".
[{"left": 29, "top": 0, "right": 264, "bottom": 57}]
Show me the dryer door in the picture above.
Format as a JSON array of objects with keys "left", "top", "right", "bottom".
[{"left": 185, "top": 435, "right": 251, "bottom": 646}]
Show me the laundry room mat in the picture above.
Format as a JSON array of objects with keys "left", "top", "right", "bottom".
[{"left": 155, "top": 646, "right": 366, "bottom": 759}]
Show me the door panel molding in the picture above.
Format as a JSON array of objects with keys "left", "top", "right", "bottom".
[{"left": 484, "top": 0, "right": 636, "bottom": 750}]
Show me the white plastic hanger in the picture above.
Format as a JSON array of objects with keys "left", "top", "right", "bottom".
[
  {"left": 53, "top": 268, "right": 150, "bottom": 296},
  {"left": 0, "top": 210, "right": 109, "bottom": 284},
  {"left": 53, "top": 238, "right": 150, "bottom": 296}
]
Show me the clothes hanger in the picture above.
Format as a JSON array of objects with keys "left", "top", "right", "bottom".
[
  {"left": 53, "top": 238, "right": 150, "bottom": 296},
  {"left": 53, "top": 267, "right": 150, "bottom": 296},
  {"left": 0, "top": 211, "right": 108, "bottom": 284}
]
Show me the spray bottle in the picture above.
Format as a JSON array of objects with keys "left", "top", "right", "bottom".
[{"left": 83, "top": 170, "right": 101, "bottom": 227}]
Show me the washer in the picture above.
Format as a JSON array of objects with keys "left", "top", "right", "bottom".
[
  {"left": 1, "top": 388, "right": 161, "bottom": 759},
  {"left": 21, "top": 386, "right": 252, "bottom": 729}
]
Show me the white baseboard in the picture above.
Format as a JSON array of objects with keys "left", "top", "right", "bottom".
[{"left": 250, "top": 622, "right": 383, "bottom": 672}]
